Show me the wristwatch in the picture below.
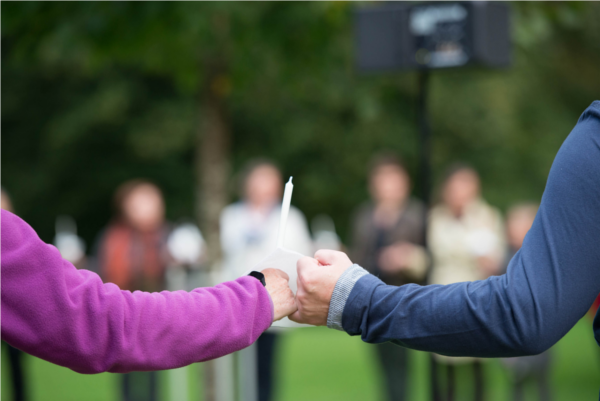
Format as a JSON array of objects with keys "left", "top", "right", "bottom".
[{"left": 248, "top": 271, "right": 266, "bottom": 287}]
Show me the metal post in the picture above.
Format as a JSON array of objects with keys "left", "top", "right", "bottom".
[
  {"left": 238, "top": 344, "right": 258, "bottom": 401},
  {"left": 417, "top": 69, "right": 432, "bottom": 208},
  {"left": 417, "top": 69, "right": 440, "bottom": 401}
]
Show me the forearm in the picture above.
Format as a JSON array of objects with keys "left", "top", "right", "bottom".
[
  {"left": 332, "top": 102, "right": 600, "bottom": 357},
  {"left": 339, "top": 265, "right": 571, "bottom": 357},
  {"left": 1, "top": 210, "right": 273, "bottom": 374},
  {"left": 338, "top": 230, "right": 599, "bottom": 357}
]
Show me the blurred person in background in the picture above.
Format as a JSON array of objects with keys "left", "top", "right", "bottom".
[
  {"left": 220, "top": 160, "right": 312, "bottom": 401},
  {"left": 311, "top": 214, "right": 343, "bottom": 253},
  {"left": 54, "top": 215, "right": 87, "bottom": 270},
  {"left": 428, "top": 165, "right": 505, "bottom": 401},
  {"left": 165, "top": 221, "right": 208, "bottom": 288},
  {"left": 1, "top": 188, "right": 28, "bottom": 401},
  {"left": 350, "top": 154, "right": 428, "bottom": 401},
  {"left": 97, "top": 180, "right": 169, "bottom": 401},
  {"left": 501, "top": 203, "right": 552, "bottom": 401}
]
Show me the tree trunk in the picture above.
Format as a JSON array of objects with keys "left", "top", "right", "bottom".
[
  {"left": 195, "top": 67, "right": 231, "bottom": 401},
  {"left": 196, "top": 73, "right": 230, "bottom": 266}
]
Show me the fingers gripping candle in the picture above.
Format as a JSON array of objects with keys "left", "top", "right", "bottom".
[{"left": 277, "top": 177, "right": 294, "bottom": 248}]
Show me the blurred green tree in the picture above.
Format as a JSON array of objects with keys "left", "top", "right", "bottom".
[
  {"left": 0, "top": 0, "right": 600, "bottom": 399},
  {"left": 3, "top": 3, "right": 600, "bottom": 398},
  {"left": 2, "top": 4, "right": 600, "bottom": 401},
  {"left": 2, "top": 1, "right": 600, "bottom": 258}
]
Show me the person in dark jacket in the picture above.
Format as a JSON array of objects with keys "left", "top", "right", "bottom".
[
  {"left": 350, "top": 154, "right": 428, "bottom": 401},
  {"left": 290, "top": 102, "right": 600, "bottom": 399},
  {"left": 1, "top": 188, "right": 28, "bottom": 401}
]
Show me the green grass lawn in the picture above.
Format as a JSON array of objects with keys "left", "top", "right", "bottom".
[{"left": 3, "top": 319, "right": 599, "bottom": 401}]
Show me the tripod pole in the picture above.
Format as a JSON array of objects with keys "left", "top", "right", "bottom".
[
  {"left": 418, "top": 69, "right": 432, "bottom": 208},
  {"left": 417, "top": 69, "right": 440, "bottom": 401}
]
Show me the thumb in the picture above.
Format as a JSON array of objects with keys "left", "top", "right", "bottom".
[
  {"left": 314, "top": 249, "right": 344, "bottom": 266},
  {"left": 290, "top": 277, "right": 306, "bottom": 324},
  {"left": 289, "top": 310, "right": 302, "bottom": 323},
  {"left": 296, "top": 256, "right": 319, "bottom": 276}
]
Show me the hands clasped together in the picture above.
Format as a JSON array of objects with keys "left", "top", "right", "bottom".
[{"left": 262, "top": 250, "right": 353, "bottom": 324}]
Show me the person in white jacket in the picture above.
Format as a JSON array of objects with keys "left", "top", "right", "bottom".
[{"left": 220, "top": 159, "right": 312, "bottom": 401}]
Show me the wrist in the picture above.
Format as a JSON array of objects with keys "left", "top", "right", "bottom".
[
  {"left": 247, "top": 272, "right": 274, "bottom": 323},
  {"left": 248, "top": 271, "right": 266, "bottom": 287},
  {"left": 326, "top": 264, "right": 369, "bottom": 331}
]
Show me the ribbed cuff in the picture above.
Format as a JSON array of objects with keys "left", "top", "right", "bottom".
[{"left": 327, "top": 264, "right": 369, "bottom": 331}]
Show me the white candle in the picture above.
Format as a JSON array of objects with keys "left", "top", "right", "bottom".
[{"left": 277, "top": 177, "right": 294, "bottom": 248}]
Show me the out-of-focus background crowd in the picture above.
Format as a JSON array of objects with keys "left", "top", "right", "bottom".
[{"left": 2, "top": 2, "right": 600, "bottom": 401}]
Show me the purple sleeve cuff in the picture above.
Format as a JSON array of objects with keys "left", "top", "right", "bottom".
[{"left": 267, "top": 290, "right": 274, "bottom": 323}]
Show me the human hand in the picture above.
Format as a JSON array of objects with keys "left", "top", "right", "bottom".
[
  {"left": 289, "top": 250, "right": 353, "bottom": 326},
  {"left": 476, "top": 256, "right": 500, "bottom": 278},
  {"left": 261, "top": 268, "right": 297, "bottom": 322},
  {"left": 378, "top": 242, "right": 417, "bottom": 273}
]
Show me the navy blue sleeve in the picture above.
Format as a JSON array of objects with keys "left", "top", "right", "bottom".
[{"left": 342, "top": 101, "right": 600, "bottom": 357}]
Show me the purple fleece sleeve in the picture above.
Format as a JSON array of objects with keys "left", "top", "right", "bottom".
[{"left": 0, "top": 209, "right": 273, "bottom": 374}]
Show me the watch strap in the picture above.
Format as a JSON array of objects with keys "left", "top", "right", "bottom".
[{"left": 248, "top": 271, "right": 266, "bottom": 287}]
